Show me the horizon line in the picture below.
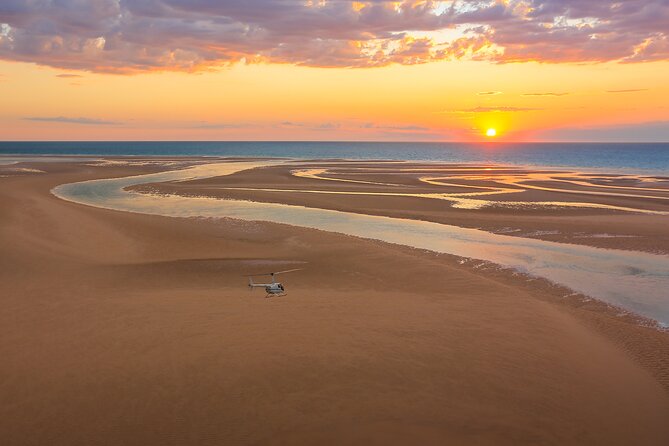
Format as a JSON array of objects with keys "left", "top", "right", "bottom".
[{"left": 1, "top": 140, "right": 669, "bottom": 145}]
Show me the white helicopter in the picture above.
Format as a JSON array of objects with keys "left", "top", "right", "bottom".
[{"left": 244, "top": 268, "right": 302, "bottom": 297}]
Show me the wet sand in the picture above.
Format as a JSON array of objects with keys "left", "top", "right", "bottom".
[
  {"left": 133, "top": 161, "right": 669, "bottom": 253},
  {"left": 1, "top": 158, "right": 669, "bottom": 445}
]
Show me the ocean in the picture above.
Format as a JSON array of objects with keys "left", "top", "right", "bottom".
[{"left": 1, "top": 141, "right": 669, "bottom": 174}]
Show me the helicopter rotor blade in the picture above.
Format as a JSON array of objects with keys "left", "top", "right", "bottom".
[
  {"left": 241, "top": 268, "right": 303, "bottom": 277},
  {"left": 273, "top": 268, "right": 303, "bottom": 275}
]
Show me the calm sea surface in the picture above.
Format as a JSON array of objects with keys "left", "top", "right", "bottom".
[{"left": 2, "top": 141, "right": 669, "bottom": 174}]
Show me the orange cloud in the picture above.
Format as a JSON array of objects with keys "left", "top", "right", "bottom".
[{"left": 1, "top": 1, "right": 668, "bottom": 73}]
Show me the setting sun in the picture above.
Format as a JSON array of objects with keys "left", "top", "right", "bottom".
[{"left": 486, "top": 128, "right": 497, "bottom": 137}]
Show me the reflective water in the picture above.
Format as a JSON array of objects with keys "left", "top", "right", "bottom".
[
  {"left": 288, "top": 167, "right": 669, "bottom": 213},
  {"left": 52, "top": 161, "right": 669, "bottom": 326},
  {"left": 0, "top": 156, "right": 99, "bottom": 165}
]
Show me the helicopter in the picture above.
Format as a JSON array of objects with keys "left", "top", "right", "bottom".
[{"left": 244, "top": 268, "right": 302, "bottom": 297}]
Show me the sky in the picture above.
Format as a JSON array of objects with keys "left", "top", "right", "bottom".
[{"left": 1, "top": 0, "right": 668, "bottom": 142}]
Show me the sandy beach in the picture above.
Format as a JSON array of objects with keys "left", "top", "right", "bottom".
[{"left": 2, "top": 158, "right": 669, "bottom": 445}]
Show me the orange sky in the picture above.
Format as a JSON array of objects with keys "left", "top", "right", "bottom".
[
  {"left": 2, "top": 58, "right": 667, "bottom": 141},
  {"left": 0, "top": 0, "right": 669, "bottom": 141}
]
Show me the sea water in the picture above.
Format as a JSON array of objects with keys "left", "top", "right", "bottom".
[{"left": 2, "top": 141, "right": 669, "bottom": 175}]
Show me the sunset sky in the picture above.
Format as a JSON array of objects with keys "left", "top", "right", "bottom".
[{"left": 1, "top": 1, "right": 668, "bottom": 142}]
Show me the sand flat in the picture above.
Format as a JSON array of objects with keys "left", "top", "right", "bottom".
[
  {"left": 133, "top": 161, "right": 669, "bottom": 253},
  {"left": 1, "top": 158, "right": 669, "bottom": 445}
]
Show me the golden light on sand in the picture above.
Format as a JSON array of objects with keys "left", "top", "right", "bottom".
[{"left": 486, "top": 128, "right": 497, "bottom": 137}]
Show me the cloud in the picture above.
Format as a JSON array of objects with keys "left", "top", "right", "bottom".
[
  {"left": 189, "top": 121, "right": 432, "bottom": 135},
  {"left": 279, "top": 120, "right": 431, "bottom": 134},
  {"left": 521, "top": 92, "right": 569, "bottom": 97},
  {"left": 1, "top": 1, "right": 668, "bottom": 73},
  {"left": 606, "top": 89, "right": 649, "bottom": 93},
  {"left": 477, "top": 91, "right": 502, "bottom": 96},
  {"left": 536, "top": 120, "right": 669, "bottom": 142},
  {"left": 447, "top": 106, "right": 542, "bottom": 114},
  {"left": 360, "top": 122, "right": 429, "bottom": 131},
  {"left": 192, "top": 121, "right": 361, "bottom": 131},
  {"left": 55, "top": 73, "right": 83, "bottom": 78},
  {"left": 191, "top": 122, "right": 250, "bottom": 129},
  {"left": 315, "top": 122, "right": 340, "bottom": 130},
  {"left": 24, "top": 116, "right": 120, "bottom": 125},
  {"left": 277, "top": 121, "right": 339, "bottom": 130}
]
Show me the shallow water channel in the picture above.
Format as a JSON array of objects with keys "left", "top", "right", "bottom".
[{"left": 52, "top": 161, "right": 669, "bottom": 326}]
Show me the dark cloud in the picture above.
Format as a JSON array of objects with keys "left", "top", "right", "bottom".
[
  {"left": 1, "top": 1, "right": 668, "bottom": 73},
  {"left": 477, "top": 91, "right": 502, "bottom": 96},
  {"left": 24, "top": 116, "right": 120, "bottom": 125},
  {"left": 606, "top": 88, "right": 649, "bottom": 93}
]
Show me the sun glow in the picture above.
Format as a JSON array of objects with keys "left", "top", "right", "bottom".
[{"left": 486, "top": 128, "right": 497, "bottom": 137}]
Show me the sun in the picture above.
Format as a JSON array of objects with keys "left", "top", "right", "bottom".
[{"left": 486, "top": 128, "right": 497, "bottom": 137}]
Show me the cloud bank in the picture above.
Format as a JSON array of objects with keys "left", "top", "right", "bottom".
[
  {"left": 1, "top": 1, "right": 668, "bottom": 73},
  {"left": 537, "top": 120, "right": 669, "bottom": 142},
  {"left": 25, "top": 116, "right": 120, "bottom": 125}
]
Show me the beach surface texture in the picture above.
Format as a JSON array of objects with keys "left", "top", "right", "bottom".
[{"left": 2, "top": 157, "right": 669, "bottom": 445}]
